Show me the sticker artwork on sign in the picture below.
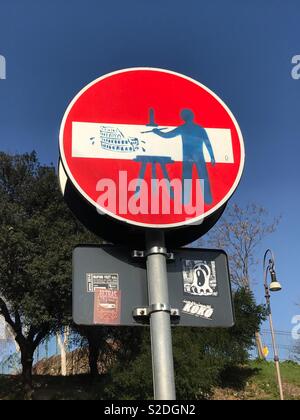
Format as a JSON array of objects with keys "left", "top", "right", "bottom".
[
  {"left": 99, "top": 126, "right": 140, "bottom": 153},
  {"left": 94, "top": 289, "right": 121, "bottom": 325},
  {"left": 182, "top": 260, "right": 217, "bottom": 297},
  {"left": 182, "top": 300, "right": 214, "bottom": 320},
  {"left": 87, "top": 273, "right": 119, "bottom": 292}
]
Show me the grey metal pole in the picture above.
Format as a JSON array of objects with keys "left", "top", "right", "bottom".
[
  {"left": 145, "top": 230, "right": 176, "bottom": 400},
  {"left": 269, "top": 312, "right": 284, "bottom": 401},
  {"left": 263, "top": 250, "right": 284, "bottom": 401}
]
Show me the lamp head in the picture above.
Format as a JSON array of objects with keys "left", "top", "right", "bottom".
[{"left": 269, "top": 269, "right": 282, "bottom": 292}]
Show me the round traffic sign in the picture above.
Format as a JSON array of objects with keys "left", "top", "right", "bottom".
[
  {"left": 60, "top": 68, "right": 244, "bottom": 229},
  {"left": 58, "top": 160, "right": 226, "bottom": 247}
]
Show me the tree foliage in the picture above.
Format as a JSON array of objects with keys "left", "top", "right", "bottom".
[
  {"left": 205, "top": 204, "right": 280, "bottom": 288},
  {"left": 103, "top": 289, "right": 266, "bottom": 400},
  {"left": 0, "top": 152, "right": 273, "bottom": 398},
  {"left": 0, "top": 152, "right": 95, "bottom": 385}
]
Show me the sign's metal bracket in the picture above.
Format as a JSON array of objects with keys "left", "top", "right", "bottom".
[
  {"left": 131, "top": 249, "right": 175, "bottom": 261},
  {"left": 133, "top": 305, "right": 180, "bottom": 324}
]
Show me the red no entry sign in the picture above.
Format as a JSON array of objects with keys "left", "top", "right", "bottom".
[{"left": 59, "top": 68, "right": 244, "bottom": 228}]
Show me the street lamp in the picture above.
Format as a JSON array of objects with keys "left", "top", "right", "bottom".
[{"left": 263, "top": 249, "right": 284, "bottom": 401}]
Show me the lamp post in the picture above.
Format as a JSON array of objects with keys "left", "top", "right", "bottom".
[{"left": 263, "top": 249, "right": 284, "bottom": 401}]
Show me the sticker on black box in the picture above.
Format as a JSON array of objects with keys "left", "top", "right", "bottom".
[
  {"left": 86, "top": 273, "right": 119, "bottom": 292},
  {"left": 182, "top": 260, "right": 218, "bottom": 297},
  {"left": 182, "top": 300, "right": 214, "bottom": 320}
]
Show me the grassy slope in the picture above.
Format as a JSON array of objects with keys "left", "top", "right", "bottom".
[
  {"left": 0, "top": 361, "right": 299, "bottom": 400},
  {"left": 213, "top": 361, "right": 300, "bottom": 400},
  {"left": 249, "top": 361, "right": 300, "bottom": 400}
]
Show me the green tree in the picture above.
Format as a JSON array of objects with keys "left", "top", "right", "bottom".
[
  {"left": 206, "top": 203, "right": 280, "bottom": 289},
  {"left": 0, "top": 152, "right": 94, "bottom": 388},
  {"left": 74, "top": 326, "right": 117, "bottom": 378},
  {"left": 74, "top": 325, "right": 144, "bottom": 379},
  {"left": 103, "top": 289, "right": 266, "bottom": 400},
  {"left": 200, "top": 203, "right": 280, "bottom": 360}
]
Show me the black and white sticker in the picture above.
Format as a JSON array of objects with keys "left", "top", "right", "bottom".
[
  {"left": 182, "top": 259, "right": 218, "bottom": 297},
  {"left": 182, "top": 300, "right": 214, "bottom": 320},
  {"left": 86, "top": 273, "right": 119, "bottom": 292}
]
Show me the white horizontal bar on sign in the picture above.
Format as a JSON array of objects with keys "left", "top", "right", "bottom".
[
  {"left": 72, "top": 122, "right": 234, "bottom": 163},
  {"left": 205, "top": 128, "right": 234, "bottom": 164}
]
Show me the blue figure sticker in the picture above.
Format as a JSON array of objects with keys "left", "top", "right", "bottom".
[{"left": 153, "top": 109, "right": 216, "bottom": 204}]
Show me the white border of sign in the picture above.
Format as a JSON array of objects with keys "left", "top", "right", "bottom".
[{"left": 59, "top": 67, "right": 245, "bottom": 229}]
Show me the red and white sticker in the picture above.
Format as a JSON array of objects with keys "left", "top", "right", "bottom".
[{"left": 94, "top": 289, "right": 121, "bottom": 325}]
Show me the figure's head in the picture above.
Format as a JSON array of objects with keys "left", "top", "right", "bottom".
[{"left": 181, "top": 109, "right": 195, "bottom": 122}]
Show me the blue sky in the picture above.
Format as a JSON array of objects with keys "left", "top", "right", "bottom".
[{"left": 0, "top": 0, "right": 299, "bottom": 359}]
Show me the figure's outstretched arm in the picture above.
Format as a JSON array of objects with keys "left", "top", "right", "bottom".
[
  {"left": 153, "top": 127, "right": 182, "bottom": 139},
  {"left": 203, "top": 133, "right": 216, "bottom": 165}
]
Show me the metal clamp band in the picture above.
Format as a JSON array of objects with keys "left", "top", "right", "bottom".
[
  {"left": 149, "top": 303, "right": 171, "bottom": 314},
  {"left": 131, "top": 249, "right": 175, "bottom": 260},
  {"left": 132, "top": 306, "right": 180, "bottom": 322},
  {"left": 146, "top": 246, "right": 168, "bottom": 257}
]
